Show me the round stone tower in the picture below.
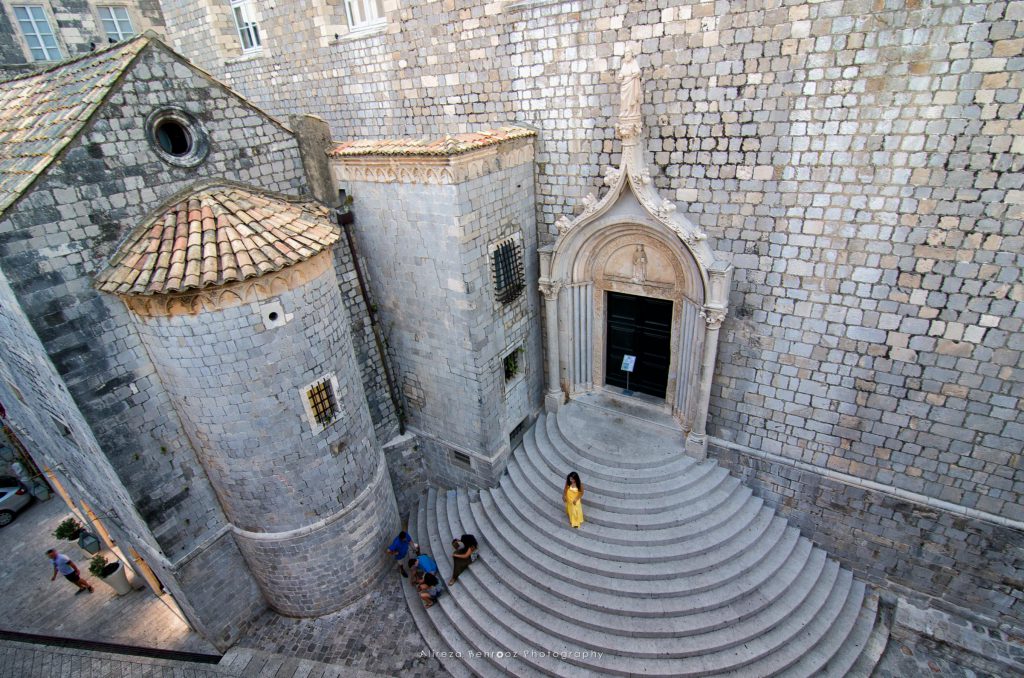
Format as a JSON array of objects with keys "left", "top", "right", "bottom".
[{"left": 96, "top": 181, "right": 399, "bottom": 616}]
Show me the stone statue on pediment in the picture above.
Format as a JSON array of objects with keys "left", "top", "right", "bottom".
[{"left": 618, "top": 49, "right": 641, "bottom": 121}]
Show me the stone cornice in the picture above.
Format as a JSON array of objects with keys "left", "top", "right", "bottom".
[
  {"left": 122, "top": 251, "right": 333, "bottom": 318},
  {"left": 331, "top": 137, "right": 534, "bottom": 186}
]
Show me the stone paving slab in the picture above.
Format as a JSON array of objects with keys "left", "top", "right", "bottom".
[
  {"left": 0, "top": 639, "right": 228, "bottom": 677},
  {"left": 237, "top": 573, "right": 446, "bottom": 677},
  {"left": 0, "top": 496, "right": 215, "bottom": 654}
]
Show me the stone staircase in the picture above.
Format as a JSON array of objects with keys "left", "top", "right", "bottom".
[{"left": 404, "top": 397, "right": 889, "bottom": 677}]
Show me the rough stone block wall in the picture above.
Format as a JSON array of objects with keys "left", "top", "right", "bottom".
[
  {"left": 0, "top": 266, "right": 233, "bottom": 643},
  {"left": 234, "top": 462, "right": 399, "bottom": 616},
  {"left": 712, "top": 441, "right": 1024, "bottom": 629},
  {"left": 338, "top": 152, "right": 542, "bottom": 487},
  {"left": 173, "top": 531, "right": 267, "bottom": 650},
  {"left": 0, "top": 40, "right": 307, "bottom": 641},
  {"left": 0, "top": 0, "right": 166, "bottom": 66},
  {"left": 161, "top": 0, "right": 1024, "bottom": 522},
  {"left": 331, "top": 229, "right": 401, "bottom": 445},
  {"left": 132, "top": 258, "right": 380, "bottom": 531}
]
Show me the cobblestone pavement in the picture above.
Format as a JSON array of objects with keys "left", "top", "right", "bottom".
[
  {"left": 238, "top": 572, "right": 447, "bottom": 677},
  {"left": 0, "top": 496, "right": 215, "bottom": 653},
  {"left": 874, "top": 634, "right": 1001, "bottom": 678},
  {"left": 0, "top": 639, "right": 226, "bottom": 677}
]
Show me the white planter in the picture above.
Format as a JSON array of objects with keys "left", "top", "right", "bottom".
[{"left": 100, "top": 561, "right": 133, "bottom": 595}]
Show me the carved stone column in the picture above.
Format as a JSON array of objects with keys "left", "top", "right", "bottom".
[
  {"left": 685, "top": 260, "right": 732, "bottom": 459},
  {"left": 539, "top": 280, "right": 563, "bottom": 412}
]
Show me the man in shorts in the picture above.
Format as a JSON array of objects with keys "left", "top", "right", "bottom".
[
  {"left": 47, "top": 549, "right": 93, "bottom": 594},
  {"left": 385, "top": 531, "right": 415, "bottom": 577}
]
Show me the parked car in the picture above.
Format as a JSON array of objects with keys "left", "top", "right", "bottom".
[{"left": 0, "top": 475, "right": 32, "bottom": 527}]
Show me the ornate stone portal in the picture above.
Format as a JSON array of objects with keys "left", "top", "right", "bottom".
[{"left": 537, "top": 52, "right": 733, "bottom": 459}]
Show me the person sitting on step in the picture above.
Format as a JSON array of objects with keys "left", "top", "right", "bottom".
[
  {"left": 447, "top": 538, "right": 475, "bottom": 587},
  {"left": 418, "top": 572, "right": 444, "bottom": 608},
  {"left": 408, "top": 552, "right": 439, "bottom": 587}
]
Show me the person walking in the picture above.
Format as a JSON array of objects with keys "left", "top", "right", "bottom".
[
  {"left": 385, "top": 531, "right": 415, "bottom": 577},
  {"left": 47, "top": 549, "right": 93, "bottom": 594},
  {"left": 563, "top": 471, "right": 584, "bottom": 528}
]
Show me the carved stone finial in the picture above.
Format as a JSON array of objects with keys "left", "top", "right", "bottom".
[
  {"left": 580, "top": 192, "right": 598, "bottom": 215},
  {"left": 630, "top": 167, "right": 651, "bottom": 186},
  {"left": 555, "top": 215, "right": 573, "bottom": 236},
  {"left": 603, "top": 166, "right": 622, "bottom": 187}
]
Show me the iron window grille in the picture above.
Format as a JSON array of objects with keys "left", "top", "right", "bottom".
[
  {"left": 492, "top": 239, "right": 525, "bottom": 304},
  {"left": 306, "top": 378, "right": 338, "bottom": 428}
]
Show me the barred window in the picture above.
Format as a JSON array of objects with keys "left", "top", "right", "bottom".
[
  {"left": 492, "top": 238, "right": 525, "bottom": 304},
  {"left": 306, "top": 378, "right": 338, "bottom": 428}
]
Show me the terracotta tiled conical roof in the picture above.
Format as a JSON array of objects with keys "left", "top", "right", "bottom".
[{"left": 95, "top": 182, "right": 339, "bottom": 296}]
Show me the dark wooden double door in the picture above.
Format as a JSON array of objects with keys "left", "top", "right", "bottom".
[{"left": 605, "top": 291, "right": 672, "bottom": 398}]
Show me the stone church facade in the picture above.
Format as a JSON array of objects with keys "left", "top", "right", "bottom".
[
  {"left": 0, "top": 0, "right": 1021, "bottom": 670},
  {"left": 158, "top": 0, "right": 1023, "bottom": 642}
]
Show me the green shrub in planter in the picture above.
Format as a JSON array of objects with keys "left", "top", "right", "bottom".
[
  {"left": 89, "top": 554, "right": 107, "bottom": 577},
  {"left": 54, "top": 517, "right": 84, "bottom": 541}
]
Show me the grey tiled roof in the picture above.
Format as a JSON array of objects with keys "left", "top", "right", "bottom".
[{"left": 0, "top": 36, "right": 149, "bottom": 219}]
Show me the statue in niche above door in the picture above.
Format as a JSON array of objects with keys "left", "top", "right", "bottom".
[{"left": 631, "top": 244, "right": 648, "bottom": 284}]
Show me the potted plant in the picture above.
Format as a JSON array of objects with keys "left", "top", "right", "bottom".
[
  {"left": 53, "top": 517, "right": 84, "bottom": 541},
  {"left": 88, "top": 554, "right": 132, "bottom": 595}
]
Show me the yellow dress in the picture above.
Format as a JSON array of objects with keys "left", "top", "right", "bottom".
[{"left": 565, "top": 486, "right": 583, "bottom": 528}]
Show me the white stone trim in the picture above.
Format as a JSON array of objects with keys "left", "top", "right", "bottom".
[
  {"left": 710, "top": 436, "right": 1024, "bottom": 532},
  {"left": 300, "top": 372, "right": 342, "bottom": 434}
]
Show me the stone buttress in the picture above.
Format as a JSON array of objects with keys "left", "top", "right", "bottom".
[{"left": 95, "top": 180, "right": 399, "bottom": 616}]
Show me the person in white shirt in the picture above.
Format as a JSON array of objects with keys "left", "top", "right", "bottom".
[{"left": 47, "top": 549, "right": 93, "bottom": 594}]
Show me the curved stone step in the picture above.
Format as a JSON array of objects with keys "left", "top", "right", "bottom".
[
  {"left": 446, "top": 490, "right": 824, "bottom": 640},
  {"left": 406, "top": 490, "right": 503, "bottom": 678},
  {"left": 554, "top": 405, "right": 685, "bottom": 470},
  {"left": 539, "top": 412, "right": 694, "bottom": 484},
  {"left": 438, "top": 490, "right": 859, "bottom": 676},
  {"left": 453, "top": 489, "right": 812, "bottom": 622},
  {"left": 777, "top": 590, "right": 877, "bottom": 678},
  {"left": 492, "top": 479, "right": 776, "bottom": 569},
  {"left": 509, "top": 446, "right": 735, "bottom": 516},
  {"left": 524, "top": 422, "right": 693, "bottom": 500},
  {"left": 405, "top": 401, "right": 888, "bottom": 677},
  {"left": 506, "top": 453, "right": 758, "bottom": 546}
]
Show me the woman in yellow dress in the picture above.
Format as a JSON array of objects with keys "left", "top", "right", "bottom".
[{"left": 563, "top": 471, "right": 584, "bottom": 528}]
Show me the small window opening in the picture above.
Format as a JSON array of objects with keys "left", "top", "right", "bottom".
[
  {"left": 155, "top": 120, "right": 192, "bottom": 157},
  {"left": 503, "top": 349, "right": 521, "bottom": 383},
  {"left": 306, "top": 379, "right": 338, "bottom": 428},
  {"left": 451, "top": 450, "right": 472, "bottom": 469},
  {"left": 492, "top": 238, "right": 525, "bottom": 304}
]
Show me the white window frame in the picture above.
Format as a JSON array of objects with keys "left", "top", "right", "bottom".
[
  {"left": 229, "top": 0, "right": 262, "bottom": 53},
  {"left": 12, "top": 4, "right": 62, "bottom": 62},
  {"left": 97, "top": 5, "right": 135, "bottom": 43},
  {"left": 300, "top": 374, "right": 341, "bottom": 434},
  {"left": 343, "top": 0, "right": 385, "bottom": 32}
]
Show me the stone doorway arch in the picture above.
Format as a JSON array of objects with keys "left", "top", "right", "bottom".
[{"left": 537, "top": 51, "right": 733, "bottom": 458}]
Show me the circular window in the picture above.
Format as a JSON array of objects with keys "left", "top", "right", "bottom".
[{"left": 145, "top": 108, "right": 209, "bottom": 167}]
